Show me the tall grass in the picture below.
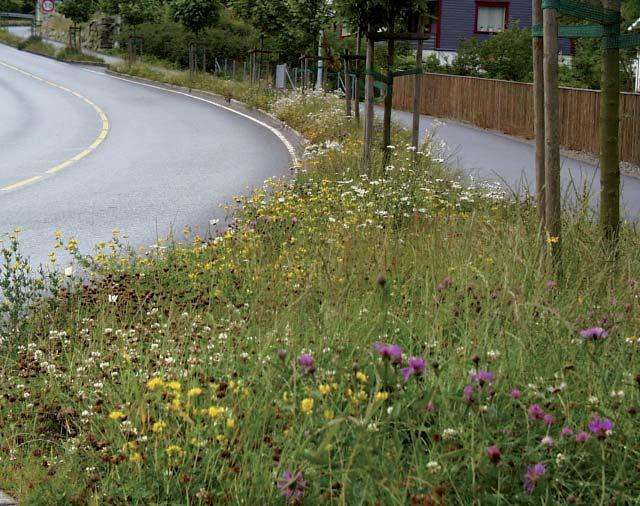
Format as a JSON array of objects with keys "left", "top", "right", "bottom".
[{"left": 0, "top": 85, "right": 638, "bottom": 505}]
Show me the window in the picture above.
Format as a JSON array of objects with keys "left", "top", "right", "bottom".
[{"left": 475, "top": 2, "right": 508, "bottom": 34}]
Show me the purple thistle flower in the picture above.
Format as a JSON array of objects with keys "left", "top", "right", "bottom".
[
  {"left": 463, "top": 385, "right": 475, "bottom": 403},
  {"left": 486, "top": 445, "right": 501, "bottom": 464},
  {"left": 579, "top": 327, "right": 608, "bottom": 340},
  {"left": 528, "top": 404, "right": 545, "bottom": 421},
  {"left": 588, "top": 416, "right": 614, "bottom": 439},
  {"left": 436, "top": 275, "right": 452, "bottom": 292},
  {"left": 543, "top": 414, "right": 555, "bottom": 426},
  {"left": 401, "top": 357, "right": 426, "bottom": 381},
  {"left": 522, "top": 463, "right": 547, "bottom": 494},
  {"left": 470, "top": 370, "right": 496, "bottom": 386},
  {"left": 575, "top": 431, "right": 590, "bottom": 443},
  {"left": 298, "top": 353, "right": 315, "bottom": 373},
  {"left": 374, "top": 342, "right": 403, "bottom": 363},
  {"left": 276, "top": 470, "right": 307, "bottom": 502},
  {"left": 545, "top": 280, "right": 557, "bottom": 290},
  {"left": 510, "top": 388, "right": 522, "bottom": 399},
  {"left": 561, "top": 426, "right": 574, "bottom": 438}
]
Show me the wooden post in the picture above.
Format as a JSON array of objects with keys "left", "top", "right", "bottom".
[
  {"left": 363, "top": 32, "right": 375, "bottom": 169},
  {"left": 533, "top": 0, "right": 546, "bottom": 228},
  {"left": 345, "top": 50, "right": 352, "bottom": 117},
  {"left": 600, "top": 0, "right": 621, "bottom": 245},
  {"left": 543, "top": 3, "right": 561, "bottom": 261},
  {"left": 412, "top": 15, "right": 424, "bottom": 153},
  {"left": 382, "top": 36, "right": 395, "bottom": 161},
  {"left": 355, "top": 31, "right": 361, "bottom": 122}
]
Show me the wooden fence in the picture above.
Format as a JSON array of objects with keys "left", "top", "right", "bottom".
[{"left": 392, "top": 73, "right": 640, "bottom": 165}]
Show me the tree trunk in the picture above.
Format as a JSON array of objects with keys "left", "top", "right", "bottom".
[
  {"left": 533, "top": 0, "right": 545, "bottom": 228},
  {"left": 363, "top": 32, "right": 375, "bottom": 169},
  {"left": 354, "top": 32, "right": 361, "bottom": 123},
  {"left": 382, "top": 38, "right": 395, "bottom": 162},
  {"left": 543, "top": 5, "right": 561, "bottom": 262},
  {"left": 600, "top": 0, "right": 621, "bottom": 245}
]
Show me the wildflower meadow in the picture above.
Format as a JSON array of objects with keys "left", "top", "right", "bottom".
[{"left": 0, "top": 82, "right": 639, "bottom": 505}]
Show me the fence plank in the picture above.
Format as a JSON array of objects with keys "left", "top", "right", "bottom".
[{"left": 392, "top": 73, "right": 640, "bottom": 165}]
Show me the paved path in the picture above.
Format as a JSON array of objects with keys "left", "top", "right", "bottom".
[
  {"left": 0, "top": 491, "right": 16, "bottom": 505},
  {"left": 387, "top": 108, "right": 640, "bottom": 220},
  {"left": 0, "top": 43, "right": 294, "bottom": 267}
]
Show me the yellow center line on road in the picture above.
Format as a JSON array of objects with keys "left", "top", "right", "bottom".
[{"left": 0, "top": 60, "right": 110, "bottom": 191}]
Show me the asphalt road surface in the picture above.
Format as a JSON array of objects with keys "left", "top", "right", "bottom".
[
  {"left": 387, "top": 109, "right": 640, "bottom": 221},
  {"left": 0, "top": 43, "right": 294, "bottom": 268}
]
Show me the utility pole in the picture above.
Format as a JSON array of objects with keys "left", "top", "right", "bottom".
[
  {"left": 599, "top": 0, "right": 621, "bottom": 244},
  {"left": 354, "top": 31, "right": 361, "bottom": 122},
  {"left": 543, "top": 2, "right": 561, "bottom": 262},
  {"left": 316, "top": 30, "right": 323, "bottom": 91},
  {"left": 344, "top": 49, "right": 352, "bottom": 117},
  {"left": 533, "top": 0, "right": 545, "bottom": 228},
  {"left": 33, "top": 0, "right": 41, "bottom": 37}
]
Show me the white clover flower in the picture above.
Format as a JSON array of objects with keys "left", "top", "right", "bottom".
[{"left": 426, "top": 461, "right": 441, "bottom": 474}]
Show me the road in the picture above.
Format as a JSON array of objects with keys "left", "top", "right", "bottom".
[
  {"left": 388, "top": 109, "right": 640, "bottom": 220},
  {"left": 0, "top": 43, "right": 295, "bottom": 268}
]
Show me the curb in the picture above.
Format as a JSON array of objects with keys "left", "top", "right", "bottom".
[{"left": 105, "top": 69, "right": 307, "bottom": 161}]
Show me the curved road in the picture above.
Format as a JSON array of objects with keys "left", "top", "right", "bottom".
[{"left": 0, "top": 43, "right": 294, "bottom": 267}]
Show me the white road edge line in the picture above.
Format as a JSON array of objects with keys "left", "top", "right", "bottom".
[{"left": 83, "top": 68, "right": 299, "bottom": 167}]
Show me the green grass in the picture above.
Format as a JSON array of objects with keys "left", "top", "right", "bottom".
[
  {"left": 0, "top": 82, "right": 639, "bottom": 505},
  {"left": 110, "top": 62, "right": 281, "bottom": 112},
  {"left": 0, "top": 29, "right": 104, "bottom": 64}
]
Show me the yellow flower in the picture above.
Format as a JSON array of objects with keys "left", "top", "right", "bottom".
[
  {"left": 318, "top": 384, "right": 332, "bottom": 395},
  {"left": 216, "top": 434, "right": 227, "bottom": 444},
  {"left": 375, "top": 391, "right": 389, "bottom": 402},
  {"left": 323, "top": 409, "right": 334, "bottom": 420},
  {"left": 226, "top": 418, "right": 235, "bottom": 429},
  {"left": 208, "top": 406, "right": 225, "bottom": 418},
  {"left": 356, "top": 372, "right": 368, "bottom": 384},
  {"left": 108, "top": 410, "right": 126, "bottom": 421},
  {"left": 165, "top": 445, "right": 185, "bottom": 457},
  {"left": 151, "top": 421, "right": 166, "bottom": 433},
  {"left": 166, "top": 381, "right": 182, "bottom": 391},
  {"left": 301, "top": 398, "right": 314, "bottom": 415},
  {"left": 146, "top": 377, "right": 165, "bottom": 390},
  {"left": 187, "top": 387, "right": 203, "bottom": 398},
  {"left": 130, "top": 452, "right": 143, "bottom": 463},
  {"left": 547, "top": 235, "right": 560, "bottom": 245}
]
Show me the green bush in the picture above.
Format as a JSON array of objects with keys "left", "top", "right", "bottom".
[{"left": 118, "top": 11, "right": 256, "bottom": 69}]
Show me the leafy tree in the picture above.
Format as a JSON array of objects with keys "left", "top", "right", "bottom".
[
  {"left": 171, "top": 0, "right": 221, "bottom": 37},
  {"left": 335, "top": 0, "right": 430, "bottom": 160},
  {"left": 101, "top": 0, "right": 161, "bottom": 28},
  {"left": 226, "top": 0, "right": 331, "bottom": 65},
  {"left": 58, "top": 0, "right": 95, "bottom": 25},
  {"left": 0, "top": 0, "right": 23, "bottom": 12}
]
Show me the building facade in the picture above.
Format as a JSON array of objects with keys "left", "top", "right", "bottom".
[{"left": 420, "top": 0, "right": 570, "bottom": 60}]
